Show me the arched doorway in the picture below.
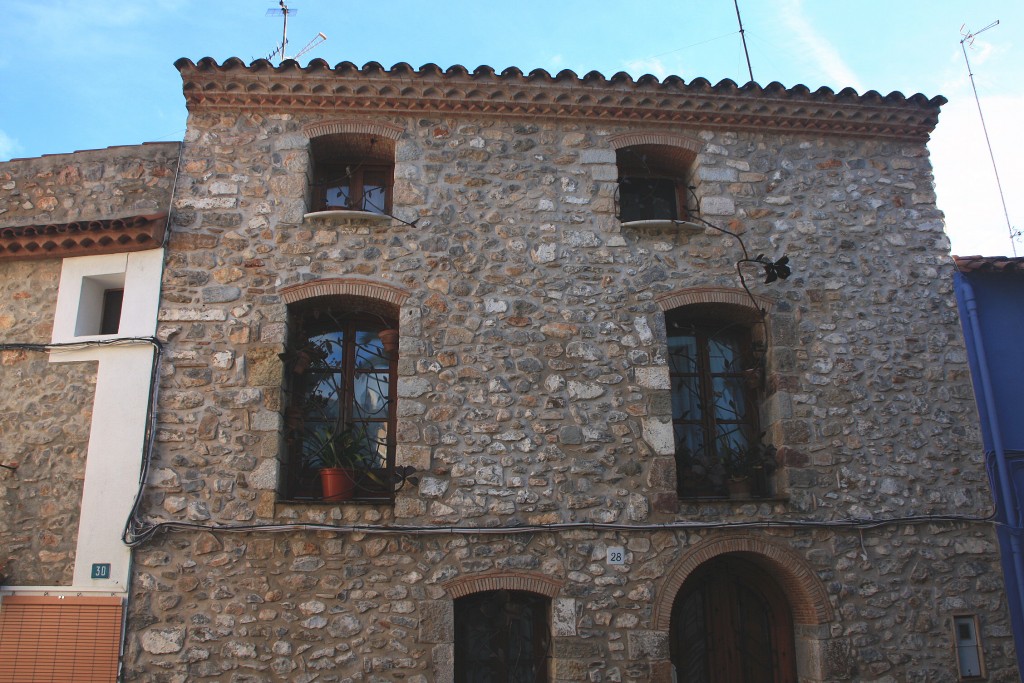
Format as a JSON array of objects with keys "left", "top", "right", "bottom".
[{"left": 670, "top": 554, "right": 796, "bottom": 683}]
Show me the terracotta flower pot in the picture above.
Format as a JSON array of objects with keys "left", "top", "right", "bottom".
[
  {"left": 320, "top": 467, "right": 356, "bottom": 501},
  {"left": 378, "top": 328, "right": 399, "bottom": 359},
  {"left": 726, "top": 477, "right": 752, "bottom": 499}
]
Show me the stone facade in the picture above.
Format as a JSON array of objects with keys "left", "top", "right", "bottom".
[{"left": 2, "top": 61, "right": 1014, "bottom": 680}]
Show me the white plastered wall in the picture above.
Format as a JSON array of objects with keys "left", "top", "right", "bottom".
[{"left": 42, "top": 249, "right": 163, "bottom": 592}]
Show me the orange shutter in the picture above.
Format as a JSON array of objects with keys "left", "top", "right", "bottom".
[{"left": 0, "top": 595, "right": 123, "bottom": 683}]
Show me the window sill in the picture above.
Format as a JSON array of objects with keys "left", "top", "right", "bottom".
[
  {"left": 678, "top": 493, "right": 788, "bottom": 501},
  {"left": 303, "top": 210, "right": 392, "bottom": 227},
  {"left": 275, "top": 496, "right": 394, "bottom": 511},
  {"left": 621, "top": 219, "right": 704, "bottom": 232}
]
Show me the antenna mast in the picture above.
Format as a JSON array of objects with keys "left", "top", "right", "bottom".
[
  {"left": 960, "top": 20, "right": 1017, "bottom": 255},
  {"left": 266, "top": 1, "right": 297, "bottom": 62},
  {"left": 733, "top": 0, "right": 754, "bottom": 83},
  {"left": 264, "top": 2, "right": 326, "bottom": 64}
]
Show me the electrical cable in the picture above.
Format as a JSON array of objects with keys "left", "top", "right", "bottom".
[{"left": 122, "top": 509, "right": 998, "bottom": 547}]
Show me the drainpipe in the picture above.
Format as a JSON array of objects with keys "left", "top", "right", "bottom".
[{"left": 959, "top": 275, "right": 1024, "bottom": 666}]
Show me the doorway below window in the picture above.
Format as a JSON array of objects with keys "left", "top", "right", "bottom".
[
  {"left": 670, "top": 554, "right": 796, "bottom": 683},
  {"left": 454, "top": 590, "right": 550, "bottom": 683}
]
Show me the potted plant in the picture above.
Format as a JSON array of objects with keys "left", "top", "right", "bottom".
[
  {"left": 721, "top": 440, "right": 777, "bottom": 499},
  {"left": 377, "top": 328, "right": 399, "bottom": 359},
  {"left": 306, "top": 422, "right": 375, "bottom": 501}
]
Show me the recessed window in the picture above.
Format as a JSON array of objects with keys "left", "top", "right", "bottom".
[
  {"left": 99, "top": 289, "right": 124, "bottom": 335},
  {"left": 668, "top": 308, "right": 765, "bottom": 498},
  {"left": 75, "top": 272, "right": 127, "bottom": 337},
  {"left": 616, "top": 144, "right": 692, "bottom": 223},
  {"left": 282, "top": 298, "right": 398, "bottom": 502},
  {"left": 310, "top": 133, "right": 394, "bottom": 215}
]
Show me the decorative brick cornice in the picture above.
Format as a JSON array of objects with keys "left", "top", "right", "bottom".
[
  {"left": 651, "top": 534, "right": 834, "bottom": 629},
  {"left": 0, "top": 214, "right": 167, "bottom": 262},
  {"left": 302, "top": 119, "right": 404, "bottom": 141},
  {"left": 655, "top": 286, "right": 773, "bottom": 313},
  {"left": 280, "top": 276, "right": 411, "bottom": 307},
  {"left": 175, "top": 58, "right": 945, "bottom": 141},
  {"left": 443, "top": 571, "right": 563, "bottom": 599}
]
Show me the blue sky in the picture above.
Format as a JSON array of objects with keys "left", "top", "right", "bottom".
[{"left": 1, "top": 0, "right": 1021, "bottom": 256}]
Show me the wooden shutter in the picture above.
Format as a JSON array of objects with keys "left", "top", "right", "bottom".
[{"left": 0, "top": 595, "right": 123, "bottom": 683}]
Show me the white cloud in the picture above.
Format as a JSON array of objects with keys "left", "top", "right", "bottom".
[
  {"left": 624, "top": 56, "right": 691, "bottom": 81},
  {"left": 0, "top": 130, "right": 22, "bottom": 161},
  {"left": 931, "top": 95, "right": 1024, "bottom": 257},
  {"left": 777, "top": 0, "right": 862, "bottom": 91}
]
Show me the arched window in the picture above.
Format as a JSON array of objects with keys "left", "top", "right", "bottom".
[
  {"left": 667, "top": 305, "right": 764, "bottom": 497},
  {"left": 615, "top": 144, "right": 694, "bottom": 223},
  {"left": 281, "top": 297, "right": 398, "bottom": 502},
  {"left": 670, "top": 555, "right": 796, "bottom": 683},
  {"left": 454, "top": 590, "right": 550, "bottom": 683}
]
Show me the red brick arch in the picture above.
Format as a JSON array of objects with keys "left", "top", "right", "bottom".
[
  {"left": 607, "top": 132, "right": 703, "bottom": 153},
  {"left": 655, "top": 286, "right": 773, "bottom": 314},
  {"left": 652, "top": 534, "right": 834, "bottom": 630},
  {"left": 302, "top": 119, "right": 404, "bottom": 141},
  {"left": 443, "top": 571, "right": 563, "bottom": 599},
  {"left": 280, "top": 276, "right": 410, "bottom": 307}
]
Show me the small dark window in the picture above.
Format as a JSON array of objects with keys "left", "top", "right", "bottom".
[
  {"left": 311, "top": 134, "right": 394, "bottom": 215},
  {"left": 455, "top": 591, "right": 550, "bottom": 683},
  {"left": 616, "top": 144, "right": 691, "bottom": 222},
  {"left": 99, "top": 289, "right": 123, "bottom": 335},
  {"left": 619, "top": 176, "right": 682, "bottom": 222},
  {"left": 282, "top": 300, "right": 398, "bottom": 502},
  {"left": 668, "top": 311, "right": 763, "bottom": 497}
]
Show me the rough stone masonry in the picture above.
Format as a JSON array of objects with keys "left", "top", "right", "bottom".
[{"left": 5, "top": 59, "right": 1012, "bottom": 681}]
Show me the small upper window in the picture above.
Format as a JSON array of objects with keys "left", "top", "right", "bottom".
[
  {"left": 310, "top": 133, "right": 394, "bottom": 215},
  {"left": 99, "top": 289, "right": 124, "bottom": 335},
  {"left": 616, "top": 144, "right": 692, "bottom": 223},
  {"left": 667, "top": 308, "right": 765, "bottom": 498}
]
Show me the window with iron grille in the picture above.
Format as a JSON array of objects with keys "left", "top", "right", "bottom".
[
  {"left": 282, "top": 301, "right": 398, "bottom": 502},
  {"left": 454, "top": 590, "right": 550, "bottom": 683},
  {"left": 616, "top": 144, "right": 691, "bottom": 223},
  {"left": 310, "top": 133, "right": 394, "bottom": 215},
  {"left": 668, "top": 311, "right": 763, "bottom": 497}
]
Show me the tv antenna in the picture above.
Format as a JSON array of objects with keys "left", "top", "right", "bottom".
[
  {"left": 733, "top": 0, "right": 754, "bottom": 83},
  {"left": 265, "top": 1, "right": 327, "bottom": 64},
  {"left": 960, "top": 20, "right": 1018, "bottom": 255}
]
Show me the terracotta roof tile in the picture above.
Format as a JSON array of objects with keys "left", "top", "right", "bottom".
[
  {"left": 953, "top": 255, "right": 1024, "bottom": 273},
  {"left": 0, "top": 214, "right": 167, "bottom": 261},
  {"left": 174, "top": 58, "right": 945, "bottom": 141}
]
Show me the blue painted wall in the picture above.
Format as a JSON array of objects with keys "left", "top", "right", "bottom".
[{"left": 955, "top": 269, "right": 1024, "bottom": 672}]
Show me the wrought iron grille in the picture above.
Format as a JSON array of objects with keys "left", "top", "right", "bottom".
[
  {"left": 668, "top": 316, "right": 760, "bottom": 497},
  {"left": 284, "top": 306, "right": 397, "bottom": 502}
]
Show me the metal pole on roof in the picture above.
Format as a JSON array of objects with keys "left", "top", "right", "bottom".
[
  {"left": 960, "top": 21, "right": 1018, "bottom": 257},
  {"left": 733, "top": 0, "right": 754, "bottom": 83}
]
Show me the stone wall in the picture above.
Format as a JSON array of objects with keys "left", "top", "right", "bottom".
[
  {"left": 125, "top": 109, "right": 1015, "bottom": 680},
  {"left": 0, "top": 142, "right": 180, "bottom": 227},
  {"left": 0, "top": 258, "right": 95, "bottom": 586},
  {"left": 0, "top": 142, "right": 179, "bottom": 586}
]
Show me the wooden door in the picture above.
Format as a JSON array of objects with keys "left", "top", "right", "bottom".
[{"left": 670, "top": 556, "right": 796, "bottom": 683}]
